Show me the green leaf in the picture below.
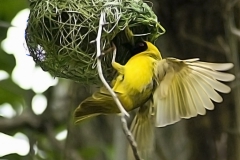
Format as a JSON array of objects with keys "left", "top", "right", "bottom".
[
  {"left": 1, "top": 153, "right": 24, "bottom": 160},
  {"left": 0, "top": 49, "right": 16, "bottom": 74},
  {"left": 0, "top": 0, "right": 29, "bottom": 23},
  {"left": 0, "top": 78, "right": 25, "bottom": 108},
  {"left": 80, "top": 146, "right": 100, "bottom": 159},
  {"left": 0, "top": 0, "right": 29, "bottom": 40}
]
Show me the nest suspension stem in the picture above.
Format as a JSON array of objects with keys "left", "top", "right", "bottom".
[
  {"left": 95, "top": 11, "right": 129, "bottom": 117},
  {"left": 95, "top": 11, "right": 141, "bottom": 160}
]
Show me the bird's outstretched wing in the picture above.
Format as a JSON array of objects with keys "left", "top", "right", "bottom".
[{"left": 153, "top": 58, "right": 235, "bottom": 127}]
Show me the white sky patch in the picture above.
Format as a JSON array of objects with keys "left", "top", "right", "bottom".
[
  {"left": 56, "top": 129, "right": 68, "bottom": 141},
  {"left": 0, "top": 132, "right": 30, "bottom": 156},
  {"left": 1, "top": 8, "right": 58, "bottom": 93},
  {"left": 32, "top": 94, "right": 47, "bottom": 115},
  {"left": 0, "top": 70, "right": 9, "bottom": 81},
  {"left": 14, "top": 132, "right": 29, "bottom": 141},
  {"left": 32, "top": 67, "right": 58, "bottom": 93},
  {"left": 0, "top": 103, "right": 16, "bottom": 118}
]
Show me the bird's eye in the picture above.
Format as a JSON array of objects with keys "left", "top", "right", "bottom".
[
  {"left": 138, "top": 42, "right": 145, "bottom": 47},
  {"left": 122, "top": 41, "right": 147, "bottom": 57},
  {"left": 128, "top": 41, "right": 147, "bottom": 56}
]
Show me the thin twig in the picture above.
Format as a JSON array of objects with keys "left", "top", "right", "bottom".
[
  {"left": 95, "top": 11, "right": 129, "bottom": 117},
  {"left": 0, "top": 20, "right": 14, "bottom": 28},
  {"left": 121, "top": 116, "right": 141, "bottom": 160},
  {"left": 95, "top": 11, "right": 141, "bottom": 160}
]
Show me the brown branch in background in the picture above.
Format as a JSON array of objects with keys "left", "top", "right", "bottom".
[
  {"left": 63, "top": 82, "right": 84, "bottom": 160},
  {"left": 0, "top": 20, "right": 14, "bottom": 28},
  {"left": 229, "top": 6, "right": 240, "bottom": 38},
  {"left": 0, "top": 107, "right": 69, "bottom": 156},
  {"left": 217, "top": 36, "right": 231, "bottom": 57},
  {"left": 230, "top": 26, "right": 240, "bottom": 37},
  {"left": 223, "top": 0, "right": 240, "bottom": 160},
  {"left": 226, "top": 0, "right": 239, "bottom": 10},
  {"left": 0, "top": 109, "right": 40, "bottom": 132},
  {"left": 227, "top": 0, "right": 240, "bottom": 123},
  {"left": 216, "top": 36, "right": 240, "bottom": 89},
  {"left": 179, "top": 25, "right": 226, "bottom": 54},
  {"left": 95, "top": 11, "right": 141, "bottom": 160},
  {"left": 45, "top": 124, "right": 64, "bottom": 151}
]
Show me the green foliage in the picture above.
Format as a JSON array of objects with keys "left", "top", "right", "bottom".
[
  {"left": 1, "top": 153, "right": 25, "bottom": 160},
  {"left": 0, "top": 79, "right": 25, "bottom": 107},
  {"left": 0, "top": 49, "right": 16, "bottom": 74},
  {"left": 0, "top": 0, "right": 28, "bottom": 22},
  {"left": 80, "top": 146, "right": 102, "bottom": 159},
  {"left": 0, "top": 0, "right": 29, "bottom": 108}
]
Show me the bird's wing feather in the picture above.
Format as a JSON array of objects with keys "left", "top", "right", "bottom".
[{"left": 154, "top": 58, "right": 235, "bottom": 127}]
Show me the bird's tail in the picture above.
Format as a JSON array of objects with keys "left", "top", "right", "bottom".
[
  {"left": 74, "top": 88, "right": 120, "bottom": 123},
  {"left": 128, "top": 102, "right": 155, "bottom": 160}
]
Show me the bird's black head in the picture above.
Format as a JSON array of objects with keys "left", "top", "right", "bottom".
[{"left": 122, "top": 41, "right": 148, "bottom": 56}]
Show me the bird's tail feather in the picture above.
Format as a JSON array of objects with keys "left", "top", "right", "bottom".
[{"left": 128, "top": 102, "right": 155, "bottom": 160}]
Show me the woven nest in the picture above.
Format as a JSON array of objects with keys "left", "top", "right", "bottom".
[{"left": 25, "top": 0, "right": 165, "bottom": 84}]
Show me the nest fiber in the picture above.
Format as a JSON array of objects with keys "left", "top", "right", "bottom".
[{"left": 25, "top": 0, "right": 165, "bottom": 84}]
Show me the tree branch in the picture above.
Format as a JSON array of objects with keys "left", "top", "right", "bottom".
[
  {"left": 223, "top": 1, "right": 240, "bottom": 160},
  {"left": 95, "top": 11, "right": 141, "bottom": 160},
  {"left": 95, "top": 12, "right": 129, "bottom": 117},
  {"left": 229, "top": 5, "right": 240, "bottom": 38},
  {"left": 0, "top": 110, "right": 40, "bottom": 132},
  {"left": 45, "top": 123, "right": 64, "bottom": 151},
  {"left": 179, "top": 25, "right": 226, "bottom": 54},
  {"left": 0, "top": 20, "right": 14, "bottom": 28}
]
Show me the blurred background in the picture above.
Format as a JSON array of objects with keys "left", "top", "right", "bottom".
[{"left": 0, "top": 0, "right": 239, "bottom": 160}]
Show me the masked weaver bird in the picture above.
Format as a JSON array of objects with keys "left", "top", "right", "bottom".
[{"left": 74, "top": 41, "right": 235, "bottom": 159}]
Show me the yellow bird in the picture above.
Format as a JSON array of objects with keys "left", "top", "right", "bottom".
[
  {"left": 75, "top": 41, "right": 161, "bottom": 121},
  {"left": 74, "top": 41, "right": 235, "bottom": 159}
]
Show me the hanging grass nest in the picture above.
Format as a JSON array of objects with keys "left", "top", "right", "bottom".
[{"left": 25, "top": 0, "right": 165, "bottom": 84}]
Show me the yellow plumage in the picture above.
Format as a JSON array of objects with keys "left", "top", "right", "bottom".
[
  {"left": 75, "top": 42, "right": 161, "bottom": 122},
  {"left": 74, "top": 41, "right": 235, "bottom": 160}
]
